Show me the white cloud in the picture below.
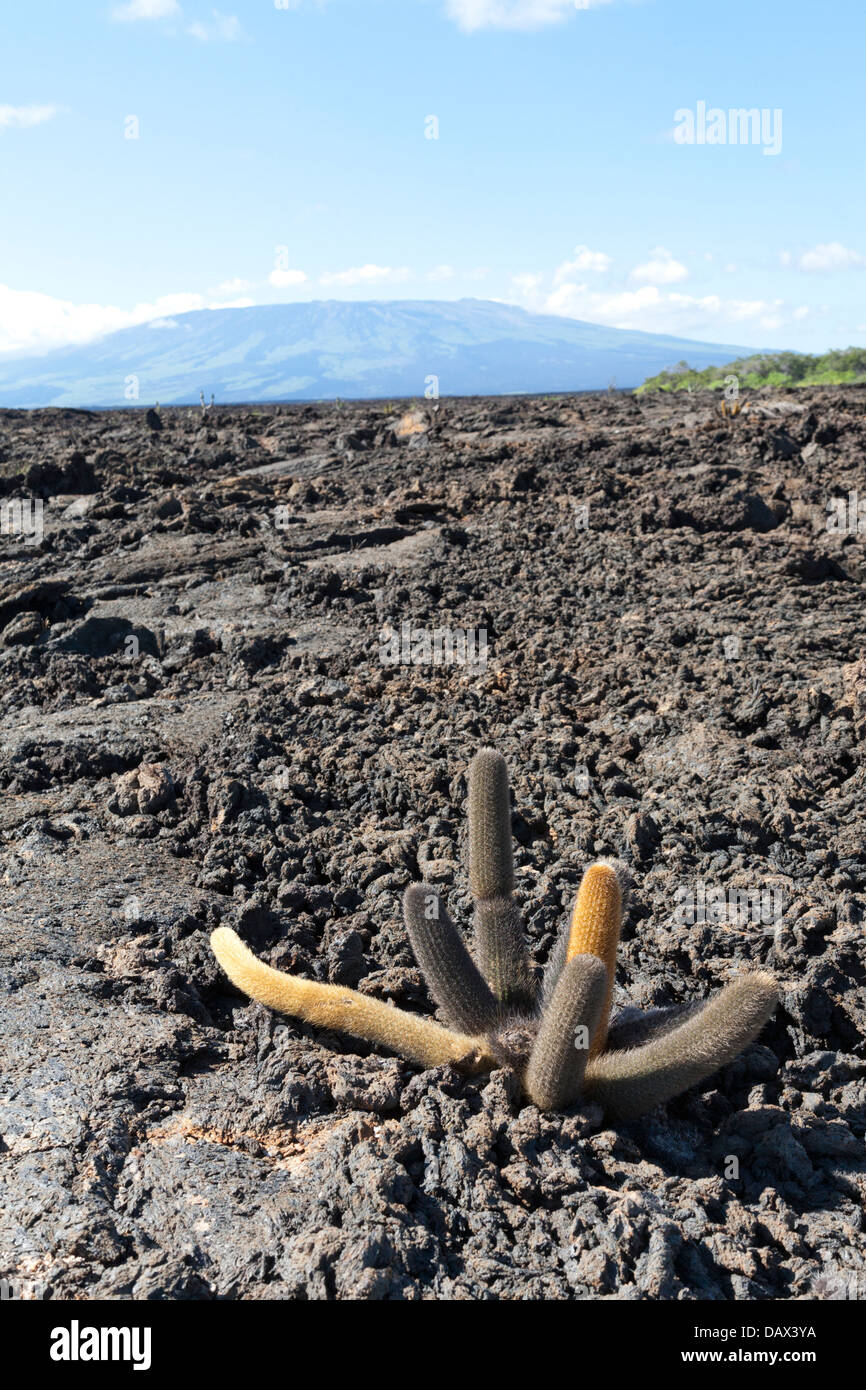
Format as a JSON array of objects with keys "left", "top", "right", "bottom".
[
  {"left": 111, "top": 0, "right": 181, "bottom": 20},
  {"left": 0, "top": 105, "right": 59, "bottom": 131},
  {"left": 540, "top": 277, "right": 790, "bottom": 339},
  {"left": 547, "top": 282, "right": 661, "bottom": 320},
  {"left": 210, "top": 277, "right": 253, "bottom": 295},
  {"left": 0, "top": 283, "right": 269, "bottom": 356},
  {"left": 427, "top": 264, "right": 455, "bottom": 281},
  {"left": 268, "top": 268, "right": 308, "bottom": 288},
  {"left": 0, "top": 285, "right": 210, "bottom": 355},
  {"left": 793, "top": 305, "right": 810, "bottom": 320},
  {"left": 720, "top": 297, "right": 782, "bottom": 323},
  {"left": 187, "top": 10, "right": 244, "bottom": 41},
  {"left": 553, "top": 245, "right": 611, "bottom": 281},
  {"left": 798, "top": 242, "right": 864, "bottom": 272},
  {"left": 111, "top": 2, "right": 245, "bottom": 39},
  {"left": 209, "top": 296, "right": 256, "bottom": 309},
  {"left": 512, "top": 272, "right": 544, "bottom": 294},
  {"left": 630, "top": 247, "right": 688, "bottom": 285},
  {"left": 445, "top": 0, "right": 611, "bottom": 32},
  {"left": 319, "top": 264, "right": 411, "bottom": 286}
]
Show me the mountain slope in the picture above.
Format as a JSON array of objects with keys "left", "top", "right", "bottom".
[{"left": 0, "top": 299, "right": 762, "bottom": 406}]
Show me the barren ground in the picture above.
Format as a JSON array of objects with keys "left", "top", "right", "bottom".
[{"left": 1, "top": 387, "right": 864, "bottom": 1300}]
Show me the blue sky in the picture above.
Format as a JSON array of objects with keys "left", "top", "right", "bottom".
[{"left": 0, "top": 0, "right": 863, "bottom": 357}]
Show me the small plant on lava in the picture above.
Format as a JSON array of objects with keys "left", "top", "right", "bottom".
[{"left": 211, "top": 750, "right": 778, "bottom": 1120}]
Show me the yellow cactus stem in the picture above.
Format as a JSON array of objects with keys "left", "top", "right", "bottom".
[
  {"left": 211, "top": 927, "right": 494, "bottom": 1074},
  {"left": 565, "top": 863, "right": 623, "bottom": 1054}
]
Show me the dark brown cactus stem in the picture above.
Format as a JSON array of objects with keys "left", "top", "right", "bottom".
[
  {"left": 468, "top": 747, "right": 534, "bottom": 1004},
  {"left": 605, "top": 1000, "right": 706, "bottom": 1052},
  {"left": 468, "top": 748, "right": 514, "bottom": 899},
  {"left": 524, "top": 954, "right": 608, "bottom": 1111},
  {"left": 474, "top": 897, "right": 537, "bottom": 1009},
  {"left": 403, "top": 883, "right": 499, "bottom": 1035},
  {"left": 583, "top": 971, "right": 779, "bottom": 1121}
]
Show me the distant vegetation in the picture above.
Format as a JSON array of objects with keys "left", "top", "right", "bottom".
[{"left": 637, "top": 347, "right": 866, "bottom": 393}]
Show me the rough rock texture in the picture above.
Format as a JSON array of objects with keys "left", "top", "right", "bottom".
[{"left": 0, "top": 389, "right": 864, "bottom": 1301}]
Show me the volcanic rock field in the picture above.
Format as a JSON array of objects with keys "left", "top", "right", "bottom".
[{"left": 1, "top": 387, "right": 864, "bottom": 1300}]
